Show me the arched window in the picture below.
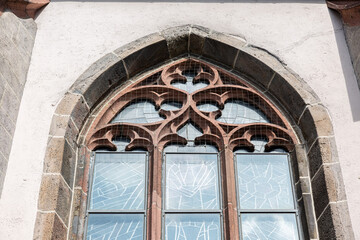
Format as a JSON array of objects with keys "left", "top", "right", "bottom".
[{"left": 84, "top": 58, "right": 303, "bottom": 239}]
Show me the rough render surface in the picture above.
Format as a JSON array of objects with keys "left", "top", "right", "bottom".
[
  {"left": 0, "top": 1, "right": 360, "bottom": 239},
  {"left": 0, "top": 11, "right": 36, "bottom": 196}
]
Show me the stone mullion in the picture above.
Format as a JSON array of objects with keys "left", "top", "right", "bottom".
[
  {"left": 147, "top": 147, "right": 162, "bottom": 240},
  {"left": 222, "top": 148, "right": 240, "bottom": 240}
]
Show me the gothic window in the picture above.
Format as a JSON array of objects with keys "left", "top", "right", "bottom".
[{"left": 85, "top": 58, "right": 302, "bottom": 239}]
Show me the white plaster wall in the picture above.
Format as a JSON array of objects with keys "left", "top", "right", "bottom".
[{"left": 1, "top": 1, "right": 360, "bottom": 239}]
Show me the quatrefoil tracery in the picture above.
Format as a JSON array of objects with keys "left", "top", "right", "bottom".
[{"left": 87, "top": 58, "right": 296, "bottom": 152}]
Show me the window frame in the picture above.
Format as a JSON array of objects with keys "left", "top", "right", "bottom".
[
  {"left": 234, "top": 152, "right": 303, "bottom": 240},
  {"left": 84, "top": 151, "right": 149, "bottom": 240}
]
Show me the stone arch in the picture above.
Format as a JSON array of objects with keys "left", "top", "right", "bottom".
[{"left": 33, "top": 25, "right": 354, "bottom": 240}]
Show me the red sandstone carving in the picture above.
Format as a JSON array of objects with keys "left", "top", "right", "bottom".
[{"left": 1, "top": 0, "right": 49, "bottom": 18}]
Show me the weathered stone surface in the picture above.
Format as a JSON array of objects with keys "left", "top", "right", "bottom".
[
  {"left": 312, "top": 162, "right": 347, "bottom": 219},
  {"left": 344, "top": 25, "right": 360, "bottom": 65},
  {"left": 33, "top": 212, "right": 67, "bottom": 240},
  {"left": 115, "top": 33, "right": 169, "bottom": 78},
  {"left": 302, "top": 193, "right": 318, "bottom": 239},
  {"left": 0, "top": 12, "right": 19, "bottom": 39},
  {"left": 0, "top": 88, "right": 20, "bottom": 122},
  {"left": 38, "top": 174, "right": 72, "bottom": 227},
  {"left": 18, "top": 17, "right": 37, "bottom": 38},
  {"left": 69, "top": 188, "right": 87, "bottom": 239},
  {"left": 0, "top": 169, "right": 5, "bottom": 197},
  {"left": 189, "top": 25, "right": 211, "bottom": 55},
  {"left": 312, "top": 165, "right": 330, "bottom": 218},
  {"left": 299, "top": 104, "right": 334, "bottom": 148},
  {"left": 203, "top": 32, "right": 241, "bottom": 68},
  {"left": 55, "top": 93, "right": 89, "bottom": 130},
  {"left": 0, "top": 125, "right": 12, "bottom": 158},
  {"left": 12, "top": 21, "right": 35, "bottom": 58},
  {"left": 318, "top": 202, "right": 355, "bottom": 240},
  {"left": 0, "top": 73, "right": 5, "bottom": 101},
  {"left": 49, "top": 115, "right": 79, "bottom": 150},
  {"left": 70, "top": 53, "right": 127, "bottom": 109},
  {"left": 299, "top": 176, "right": 311, "bottom": 194},
  {"left": 294, "top": 144, "right": 309, "bottom": 177},
  {"left": 162, "top": 25, "right": 190, "bottom": 58},
  {"left": 44, "top": 137, "right": 76, "bottom": 187},
  {"left": 0, "top": 57, "right": 23, "bottom": 98},
  {"left": 308, "top": 137, "right": 338, "bottom": 178},
  {"left": 0, "top": 105, "right": 16, "bottom": 139}
]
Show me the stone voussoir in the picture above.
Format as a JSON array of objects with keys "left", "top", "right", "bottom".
[
  {"left": 298, "top": 104, "right": 334, "bottom": 148},
  {"left": 161, "top": 25, "right": 191, "bottom": 59},
  {"left": 114, "top": 32, "right": 170, "bottom": 78},
  {"left": 189, "top": 24, "right": 211, "bottom": 55},
  {"left": 38, "top": 174, "right": 72, "bottom": 227}
]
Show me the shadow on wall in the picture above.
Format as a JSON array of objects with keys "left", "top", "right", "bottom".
[{"left": 328, "top": 9, "right": 360, "bottom": 122}]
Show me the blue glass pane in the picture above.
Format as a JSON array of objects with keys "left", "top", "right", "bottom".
[
  {"left": 241, "top": 213, "right": 299, "bottom": 240},
  {"left": 197, "top": 103, "right": 219, "bottom": 112},
  {"left": 171, "top": 71, "right": 208, "bottom": 93},
  {"left": 112, "top": 101, "right": 163, "bottom": 123},
  {"left": 177, "top": 123, "right": 203, "bottom": 141},
  {"left": 165, "top": 214, "right": 221, "bottom": 240},
  {"left": 161, "top": 101, "right": 182, "bottom": 111},
  {"left": 217, "top": 100, "right": 269, "bottom": 124},
  {"left": 90, "top": 153, "right": 146, "bottom": 210},
  {"left": 236, "top": 154, "right": 294, "bottom": 210},
  {"left": 87, "top": 214, "right": 144, "bottom": 240},
  {"left": 165, "top": 154, "right": 220, "bottom": 210}
]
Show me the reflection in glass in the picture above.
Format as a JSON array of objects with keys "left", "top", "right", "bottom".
[
  {"left": 197, "top": 103, "right": 219, "bottom": 112},
  {"left": 87, "top": 214, "right": 144, "bottom": 240},
  {"left": 161, "top": 101, "right": 182, "bottom": 111},
  {"left": 172, "top": 71, "right": 208, "bottom": 93},
  {"left": 241, "top": 213, "right": 299, "bottom": 240},
  {"left": 112, "top": 101, "right": 163, "bottom": 123},
  {"left": 165, "top": 214, "right": 221, "bottom": 240},
  {"left": 90, "top": 153, "right": 146, "bottom": 210},
  {"left": 217, "top": 100, "right": 269, "bottom": 124},
  {"left": 178, "top": 123, "right": 203, "bottom": 141},
  {"left": 236, "top": 154, "right": 294, "bottom": 210},
  {"left": 166, "top": 154, "right": 219, "bottom": 210}
]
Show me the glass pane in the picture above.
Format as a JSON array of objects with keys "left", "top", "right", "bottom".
[
  {"left": 236, "top": 154, "right": 294, "bottom": 210},
  {"left": 164, "top": 142, "right": 218, "bottom": 153},
  {"left": 171, "top": 71, "right": 208, "bottom": 93},
  {"left": 177, "top": 123, "right": 203, "bottom": 141},
  {"left": 161, "top": 101, "right": 182, "bottom": 111},
  {"left": 241, "top": 213, "right": 299, "bottom": 240},
  {"left": 90, "top": 153, "right": 146, "bottom": 210},
  {"left": 112, "top": 100, "right": 163, "bottom": 123},
  {"left": 197, "top": 103, "right": 219, "bottom": 112},
  {"left": 165, "top": 154, "right": 219, "bottom": 210},
  {"left": 217, "top": 100, "right": 269, "bottom": 124},
  {"left": 87, "top": 214, "right": 144, "bottom": 240},
  {"left": 165, "top": 214, "right": 221, "bottom": 240}
]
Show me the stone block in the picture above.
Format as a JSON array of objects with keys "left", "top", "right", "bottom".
[
  {"left": 33, "top": 211, "right": 67, "bottom": 240},
  {"left": 312, "top": 163, "right": 346, "bottom": 219},
  {"left": 189, "top": 25, "right": 211, "bottom": 55},
  {"left": 299, "top": 177, "right": 311, "bottom": 194},
  {"left": 75, "top": 146, "right": 91, "bottom": 191},
  {"left": 115, "top": 33, "right": 169, "bottom": 77},
  {"left": 69, "top": 188, "right": 87, "bottom": 239},
  {"left": 70, "top": 53, "right": 127, "bottom": 109},
  {"left": 298, "top": 104, "right": 334, "bottom": 148},
  {"left": 308, "top": 137, "right": 338, "bottom": 178},
  {"left": 161, "top": 25, "right": 190, "bottom": 58},
  {"left": 294, "top": 144, "right": 309, "bottom": 177},
  {"left": 18, "top": 17, "right": 37, "bottom": 38},
  {"left": 55, "top": 93, "right": 89, "bottom": 130},
  {"left": 202, "top": 31, "right": 241, "bottom": 68},
  {"left": 0, "top": 169, "right": 6, "bottom": 198},
  {"left": 0, "top": 125, "right": 12, "bottom": 158},
  {"left": 0, "top": 88, "right": 20, "bottom": 123},
  {"left": 12, "top": 22, "right": 35, "bottom": 58},
  {"left": 0, "top": 56, "right": 24, "bottom": 99},
  {"left": 44, "top": 137, "right": 76, "bottom": 187},
  {"left": 318, "top": 202, "right": 355, "bottom": 240},
  {"left": 302, "top": 193, "right": 318, "bottom": 239},
  {"left": 38, "top": 174, "right": 72, "bottom": 227},
  {"left": 0, "top": 12, "right": 19, "bottom": 39},
  {"left": 344, "top": 25, "right": 360, "bottom": 63},
  {"left": 0, "top": 103, "right": 17, "bottom": 137},
  {"left": 0, "top": 73, "right": 5, "bottom": 100},
  {"left": 49, "top": 115, "right": 79, "bottom": 150}
]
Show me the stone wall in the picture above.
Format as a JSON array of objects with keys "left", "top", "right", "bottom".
[
  {"left": 0, "top": 11, "right": 36, "bottom": 196},
  {"left": 344, "top": 25, "right": 360, "bottom": 89}
]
